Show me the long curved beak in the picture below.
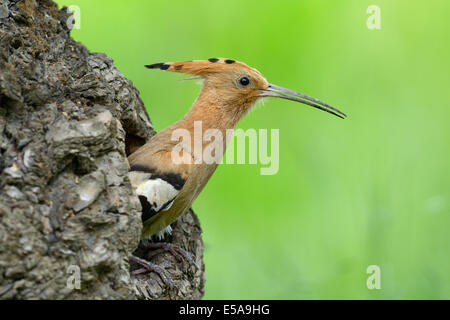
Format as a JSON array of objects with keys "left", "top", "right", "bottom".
[{"left": 260, "top": 84, "right": 346, "bottom": 119}]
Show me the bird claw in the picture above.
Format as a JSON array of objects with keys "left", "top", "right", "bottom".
[
  {"left": 141, "top": 242, "right": 199, "bottom": 270},
  {"left": 130, "top": 255, "right": 177, "bottom": 289}
]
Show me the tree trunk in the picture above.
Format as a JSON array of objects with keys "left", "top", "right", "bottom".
[{"left": 0, "top": 0, "right": 205, "bottom": 299}]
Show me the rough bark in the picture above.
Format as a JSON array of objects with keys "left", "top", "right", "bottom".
[{"left": 0, "top": 0, "right": 205, "bottom": 299}]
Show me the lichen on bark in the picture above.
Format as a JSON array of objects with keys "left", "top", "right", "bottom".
[{"left": 0, "top": 0, "right": 204, "bottom": 299}]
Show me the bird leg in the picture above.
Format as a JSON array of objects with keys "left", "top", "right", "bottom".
[
  {"left": 140, "top": 242, "right": 199, "bottom": 270},
  {"left": 130, "top": 242, "right": 198, "bottom": 290},
  {"left": 130, "top": 255, "right": 177, "bottom": 289}
]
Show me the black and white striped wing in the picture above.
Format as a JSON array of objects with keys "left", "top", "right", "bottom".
[{"left": 129, "top": 166, "right": 186, "bottom": 222}]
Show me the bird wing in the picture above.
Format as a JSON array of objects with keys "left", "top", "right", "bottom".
[{"left": 128, "top": 149, "right": 191, "bottom": 223}]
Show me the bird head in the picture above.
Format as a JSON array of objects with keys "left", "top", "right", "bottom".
[{"left": 146, "top": 58, "right": 346, "bottom": 119}]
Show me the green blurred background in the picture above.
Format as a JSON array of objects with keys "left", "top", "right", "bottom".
[{"left": 56, "top": 0, "right": 450, "bottom": 299}]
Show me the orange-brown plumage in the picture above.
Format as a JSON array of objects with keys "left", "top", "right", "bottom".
[{"left": 129, "top": 58, "right": 346, "bottom": 239}]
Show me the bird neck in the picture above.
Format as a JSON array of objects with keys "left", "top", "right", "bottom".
[
  {"left": 165, "top": 85, "right": 254, "bottom": 163},
  {"left": 179, "top": 84, "right": 251, "bottom": 133}
]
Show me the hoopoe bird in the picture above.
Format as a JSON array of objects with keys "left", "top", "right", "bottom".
[{"left": 129, "top": 58, "right": 346, "bottom": 286}]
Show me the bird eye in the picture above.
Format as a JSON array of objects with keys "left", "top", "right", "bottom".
[{"left": 239, "top": 76, "right": 250, "bottom": 86}]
